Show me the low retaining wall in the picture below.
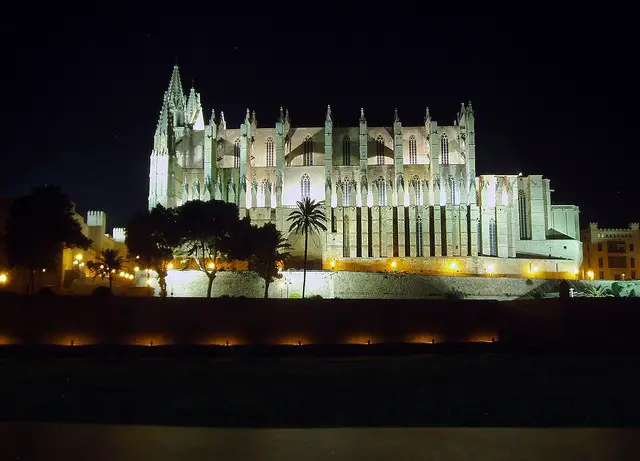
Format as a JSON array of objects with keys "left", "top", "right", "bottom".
[{"left": 152, "top": 270, "right": 569, "bottom": 300}]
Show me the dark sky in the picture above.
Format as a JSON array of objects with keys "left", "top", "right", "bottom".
[{"left": 0, "top": 11, "right": 634, "bottom": 229}]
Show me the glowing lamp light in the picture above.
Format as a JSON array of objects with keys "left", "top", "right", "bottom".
[
  {"left": 208, "top": 262, "right": 215, "bottom": 270},
  {"left": 330, "top": 260, "right": 336, "bottom": 269},
  {"left": 79, "top": 262, "right": 85, "bottom": 268},
  {"left": 390, "top": 260, "right": 397, "bottom": 270},
  {"left": 450, "top": 262, "right": 458, "bottom": 270},
  {"left": 280, "top": 282, "right": 285, "bottom": 289},
  {"left": 136, "top": 255, "right": 140, "bottom": 259},
  {"left": 530, "top": 266, "right": 538, "bottom": 274},
  {"left": 167, "top": 263, "right": 174, "bottom": 270},
  {"left": 100, "top": 264, "right": 104, "bottom": 269},
  {"left": 73, "top": 260, "right": 78, "bottom": 265},
  {"left": 134, "top": 266, "right": 140, "bottom": 272},
  {"left": 587, "top": 270, "right": 594, "bottom": 280},
  {"left": 75, "top": 254, "right": 83, "bottom": 261},
  {"left": 0, "top": 273, "right": 7, "bottom": 284},
  {"left": 572, "top": 268, "right": 579, "bottom": 275},
  {"left": 111, "top": 269, "right": 116, "bottom": 274},
  {"left": 119, "top": 271, "right": 125, "bottom": 277},
  {"left": 42, "top": 269, "right": 46, "bottom": 273},
  {"left": 146, "top": 279, "right": 153, "bottom": 286},
  {"left": 128, "top": 274, "right": 134, "bottom": 280},
  {"left": 486, "top": 264, "right": 495, "bottom": 275}
]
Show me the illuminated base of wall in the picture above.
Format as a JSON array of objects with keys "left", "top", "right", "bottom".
[
  {"left": 323, "top": 256, "right": 580, "bottom": 280},
  {"left": 147, "top": 269, "right": 571, "bottom": 299}
]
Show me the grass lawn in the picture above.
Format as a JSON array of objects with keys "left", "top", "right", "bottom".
[{"left": 1, "top": 352, "right": 640, "bottom": 427}]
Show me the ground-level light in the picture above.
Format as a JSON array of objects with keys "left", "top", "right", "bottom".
[
  {"left": 0, "top": 273, "right": 7, "bottom": 284},
  {"left": 167, "top": 263, "right": 174, "bottom": 270}
]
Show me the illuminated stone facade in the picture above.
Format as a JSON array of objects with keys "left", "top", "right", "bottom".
[
  {"left": 148, "top": 66, "right": 582, "bottom": 277},
  {"left": 581, "top": 223, "right": 639, "bottom": 280}
]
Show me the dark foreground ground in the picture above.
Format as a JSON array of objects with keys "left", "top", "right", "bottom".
[{"left": 2, "top": 345, "right": 640, "bottom": 427}]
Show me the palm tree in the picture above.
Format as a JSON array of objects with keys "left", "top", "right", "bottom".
[
  {"left": 87, "top": 249, "right": 126, "bottom": 290},
  {"left": 286, "top": 198, "right": 327, "bottom": 298}
]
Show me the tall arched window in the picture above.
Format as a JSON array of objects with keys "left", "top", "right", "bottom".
[
  {"left": 412, "top": 176, "right": 423, "bottom": 205},
  {"left": 449, "top": 176, "right": 458, "bottom": 205},
  {"left": 376, "top": 135, "right": 385, "bottom": 165},
  {"left": 489, "top": 218, "right": 497, "bottom": 256},
  {"left": 518, "top": 190, "right": 529, "bottom": 240},
  {"left": 261, "top": 179, "right": 269, "bottom": 207},
  {"left": 343, "top": 136, "right": 351, "bottom": 165},
  {"left": 416, "top": 216, "right": 423, "bottom": 257},
  {"left": 343, "top": 184, "right": 350, "bottom": 207},
  {"left": 301, "top": 174, "right": 310, "bottom": 200},
  {"left": 265, "top": 137, "right": 274, "bottom": 167},
  {"left": 477, "top": 220, "right": 482, "bottom": 254},
  {"left": 408, "top": 135, "right": 417, "bottom": 164},
  {"left": 303, "top": 136, "right": 313, "bottom": 166},
  {"left": 234, "top": 138, "right": 241, "bottom": 168},
  {"left": 377, "top": 176, "right": 387, "bottom": 206},
  {"left": 441, "top": 134, "right": 449, "bottom": 165}
]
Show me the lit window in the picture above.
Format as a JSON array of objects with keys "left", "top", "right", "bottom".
[
  {"left": 234, "top": 138, "right": 241, "bottom": 168},
  {"left": 343, "top": 136, "right": 351, "bottom": 166},
  {"left": 301, "top": 174, "right": 310, "bottom": 200},
  {"left": 412, "top": 176, "right": 423, "bottom": 205},
  {"left": 343, "top": 185, "right": 350, "bottom": 207},
  {"left": 303, "top": 136, "right": 313, "bottom": 166},
  {"left": 408, "top": 135, "right": 417, "bottom": 164},
  {"left": 441, "top": 133, "right": 449, "bottom": 165},
  {"left": 266, "top": 137, "right": 274, "bottom": 167},
  {"left": 376, "top": 135, "right": 385, "bottom": 165}
]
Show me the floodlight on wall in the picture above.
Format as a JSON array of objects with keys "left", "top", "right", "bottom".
[
  {"left": 330, "top": 259, "right": 336, "bottom": 269},
  {"left": 75, "top": 254, "right": 83, "bottom": 261},
  {"left": 587, "top": 270, "right": 594, "bottom": 280},
  {"left": 134, "top": 266, "right": 140, "bottom": 272},
  {"left": 167, "top": 263, "right": 174, "bottom": 270},
  {"left": 0, "top": 273, "right": 7, "bottom": 284},
  {"left": 390, "top": 260, "right": 397, "bottom": 271},
  {"left": 485, "top": 264, "right": 495, "bottom": 276},
  {"left": 208, "top": 262, "right": 215, "bottom": 270}
]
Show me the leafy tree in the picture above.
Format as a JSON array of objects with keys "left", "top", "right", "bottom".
[
  {"left": 125, "top": 205, "right": 178, "bottom": 298},
  {"left": 248, "top": 223, "right": 291, "bottom": 298},
  {"left": 175, "top": 199, "right": 248, "bottom": 298},
  {"left": 286, "top": 198, "right": 327, "bottom": 299},
  {"left": 3, "top": 185, "right": 91, "bottom": 293},
  {"left": 87, "top": 249, "right": 126, "bottom": 290}
]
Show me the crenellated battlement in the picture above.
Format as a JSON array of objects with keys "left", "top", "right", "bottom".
[
  {"left": 86, "top": 210, "right": 107, "bottom": 228},
  {"left": 589, "top": 222, "right": 639, "bottom": 233},
  {"left": 112, "top": 228, "right": 126, "bottom": 243}
]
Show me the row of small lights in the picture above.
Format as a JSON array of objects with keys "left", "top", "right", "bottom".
[{"left": 328, "top": 259, "right": 580, "bottom": 277}]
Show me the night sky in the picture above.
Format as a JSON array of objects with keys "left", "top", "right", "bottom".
[{"left": 0, "top": 12, "right": 634, "bottom": 229}]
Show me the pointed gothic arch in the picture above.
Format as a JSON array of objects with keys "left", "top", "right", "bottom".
[
  {"left": 518, "top": 190, "right": 529, "bottom": 239},
  {"left": 303, "top": 136, "right": 313, "bottom": 166},
  {"left": 301, "top": 174, "right": 311, "bottom": 200},
  {"left": 408, "top": 135, "right": 417, "bottom": 164},
  {"left": 376, "top": 135, "right": 385, "bottom": 165},
  {"left": 416, "top": 215, "right": 424, "bottom": 257},
  {"left": 234, "top": 138, "right": 241, "bottom": 168},
  {"left": 377, "top": 176, "right": 387, "bottom": 206},
  {"left": 343, "top": 135, "right": 351, "bottom": 165},
  {"left": 440, "top": 133, "right": 449, "bottom": 165},
  {"left": 265, "top": 137, "right": 274, "bottom": 167},
  {"left": 489, "top": 218, "right": 498, "bottom": 256}
]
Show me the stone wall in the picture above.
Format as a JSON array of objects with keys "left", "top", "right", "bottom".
[{"left": 159, "top": 269, "right": 569, "bottom": 300}]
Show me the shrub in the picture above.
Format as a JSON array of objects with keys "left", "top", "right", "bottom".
[
  {"left": 525, "top": 279, "right": 534, "bottom": 286},
  {"left": 309, "top": 294, "right": 323, "bottom": 299},
  {"left": 92, "top": 286, "right": 113, "bottom": 297},
  {"left": 583, "top": 284, "right": 613, "bottom": 298},
  {"left": 611, "top": 282, "right": 624, "bottom": 297}
]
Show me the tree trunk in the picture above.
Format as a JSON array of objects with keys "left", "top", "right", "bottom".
[
  {"left": 159, "top": 273, "right": 167, "bottom": 298},
  {"left": 108, "top": 273, "right": 113, "bottom": 290},
  {"left": 206, "top": 273, "right": 215, "bottom": 298},
  {"left": 302, "top": 229, "right": 308, "bottom": 299},
  {"left": 27, "top": 269, "right": 34, "bottom": 295},
  {"left": 264, "top": 278, "right": 270, "bottom": 299}
]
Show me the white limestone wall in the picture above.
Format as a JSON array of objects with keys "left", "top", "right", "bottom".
[{"left": 156, "top": 269, "right": 564, "bottom": 300}]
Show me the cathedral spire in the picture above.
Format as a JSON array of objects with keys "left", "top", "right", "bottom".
[
  {"left": 360, "top": 107, "right": 365, "bottom": 121},
  {"left": 186, "top": 87, "right": 198, "bottom": 123},
  {"left": 220, "top": 111, "right": 227, "bottom": 130},
  {"left": 326, "top": 105, "right": 332, "bottom": 122},
  {"left": 165, "top": 65, "right": 186, "bottom": 112},
  {"left": 467, "top": 101, "right": 473, "bottom": 115},
  {"left": 209, "top": 109, "right": 216, "bottom": 126}
]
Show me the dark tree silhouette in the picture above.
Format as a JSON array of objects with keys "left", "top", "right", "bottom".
[
  {"left": 286, "top": 198, "right": 327, "bottom": 298},
  {"left": 126, "top": 205, "right": 178, "bottom": 298},
  {"left": 176, "top": 199, "right": 249, "bottom": 298},
  {"left": 248, "top": 223, "right": 291, "bottom": 298},
  {"left": 4, "top": 185, "right": 91, "bottom": 293},
  {"left": 87, "top": 249, "right": 126, "bottom": 290}
]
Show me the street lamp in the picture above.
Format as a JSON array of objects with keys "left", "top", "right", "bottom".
[
  {"left": 587, "top": 270, "right": 594, "bottom": 281},
  {"left": 390, "top": 260, "right": 397, "bottom": 271},
  {"left": 0, "top": 273, "right": 7, "bottom": 285},
  {"left": 449, "top": 261, "right": 458, "bottom": 276}
]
